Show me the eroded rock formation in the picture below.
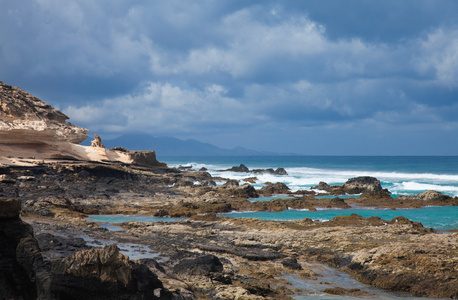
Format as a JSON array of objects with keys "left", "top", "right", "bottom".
[{"left": 0, "top": 81, "right": 165, "bottom": 168}]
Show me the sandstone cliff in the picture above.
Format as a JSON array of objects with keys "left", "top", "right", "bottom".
[{"left": 0, "top": 81, "right": 164, "bottom": 168}]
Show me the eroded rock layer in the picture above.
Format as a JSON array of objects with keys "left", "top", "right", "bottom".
[{"left": 0, "top": 81, "right": 164, "bottom": 167}]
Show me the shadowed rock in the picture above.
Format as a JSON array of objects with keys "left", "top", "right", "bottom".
[{"left": 172, "top": 254, "right": 223, "bottom": 277}]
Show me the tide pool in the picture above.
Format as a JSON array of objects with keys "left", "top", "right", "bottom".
[{"left": 219, "top": 206, "right": 458, "bottom": 231}]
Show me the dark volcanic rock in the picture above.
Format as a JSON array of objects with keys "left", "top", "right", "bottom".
[
  {"left": 225, "top": 164, "right": 249, "bottom": 172},
  {"left": 259, "top": 182, "right": 290, "bottom": 196},
  {"left": 232, "top": 183, "right": 259, "bottom": 198},
  {"left": 281, "top": 258, "right": 302, "bottom": 270},
  {"left": 0, "top": 198, "right": 51, "bottom": 300},
  {"left": 343, "top": 176, "right": 389, "bottom": 196},
  {"left": 273, "top": 167, "right": 288, "bottom": 175},
  {"left": 172, "top": 254, "right": 223, "bottom": 277}
]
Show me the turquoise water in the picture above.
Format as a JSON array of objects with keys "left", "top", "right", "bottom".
[
  {"left": 219, "top": 206, "right": 458, "bottom": 230},
  {"left": 160, "top": 156, "right": 458, "bottom": 197},
  {"left": 88, "top": 207, "right": 458, "bottom": 231}
]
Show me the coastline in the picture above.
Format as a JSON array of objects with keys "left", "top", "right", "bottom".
[{"left": 2, "top": 158, "right": 457, "bottom": 299}]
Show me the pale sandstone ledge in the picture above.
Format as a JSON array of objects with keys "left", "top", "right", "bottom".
[{"left": 0, "top": 81, "right": 164, "bottom": 168}]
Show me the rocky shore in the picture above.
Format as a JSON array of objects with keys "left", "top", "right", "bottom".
[
  {"left": 1, "top": 81, "right": 457, "bottom": 299},
  {"left": 1, "top": 159, "right": 457, "bottom": 299}
]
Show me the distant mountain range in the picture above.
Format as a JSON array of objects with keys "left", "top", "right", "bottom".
[{"left": 89, "top": 134, "right": 296, "bottom": 156}]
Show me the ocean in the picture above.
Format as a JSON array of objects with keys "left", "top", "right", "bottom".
[
  {"left": 160, "top": 155, "right": 458, "bottom": 197},
  {"left": 159, "top": 155, "right": 458, "bottom": 230}
]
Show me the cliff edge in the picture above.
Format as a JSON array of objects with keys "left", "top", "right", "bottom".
[{"left": 0, "top": 81, "right": 164, "bottom": 167}]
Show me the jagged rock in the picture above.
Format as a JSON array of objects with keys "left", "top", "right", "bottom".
[
  {"left": 0, "top": 80, "right": 88, "bottom": 144},
  {"left": 259, "top": 182, "right": 290, "bottom": 196},
  {"left": 55, "top": 244, "right": 132, "bottom": 285},
  {"left": 0, "top": 81, "right": 167, "bottom": 168},
  {"left": 51, "top": 244, "right": 172, "bottom": 299},
  {"left": 233, "top": 183, "right": 259, "bottom": 198},
  {"left": 91, "top": 134, "right": 105, "bottom": 148}
]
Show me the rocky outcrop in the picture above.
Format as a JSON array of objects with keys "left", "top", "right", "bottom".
[
  {"left": 54, "top": 244, "right": 132, "bottom": 285},
  {"left": 51, "top": 244, "right": 172, "bottom": 300},
  {"left": 224, "top": 164, "right": 250, "bottom": 172},
  {"left": 0, "top": 81, "right": 166, "bottom": 168},
  {"left": 313, "top": 177, "right": 390, "bottom": 197},
  {"left": 220, "top": 164, "right": 288, "bottom": 175},
  {"left": 91, "top": 134, "right": 105, "bottom": 148},
  {"left": 343, "top": 176, "right": 389, "bottom": 195},
  {"left": 0, "top": 80, "right": 88, "bottom": 144},
  {"left": 397, "top": 190, "right": 452, "bottom": 202},
  {"left": 259, "top": 182, "right": 290, "bottom": 196},
  {"left": 128, "top": 150, "right": 167, "bottom": 168}
]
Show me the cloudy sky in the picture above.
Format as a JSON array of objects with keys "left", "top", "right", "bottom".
[{"left": 1, "top": 0, "right": 458, "bottom": 155}]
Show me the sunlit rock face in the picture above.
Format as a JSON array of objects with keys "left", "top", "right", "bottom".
[
  {"left": 0, "top": 81, "right": 88, "bottom": 145},
  {"left": 0, "top": 80, "right": 165, "bottom": 167}
]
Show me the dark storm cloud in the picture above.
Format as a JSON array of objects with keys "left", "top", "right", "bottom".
[{"left": 1, "top": 0, "right": 458, "bottom": 154}]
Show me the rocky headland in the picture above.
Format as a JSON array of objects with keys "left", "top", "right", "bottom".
[{"left": 1, "top": 81, "right": 457, "bottom": 299}]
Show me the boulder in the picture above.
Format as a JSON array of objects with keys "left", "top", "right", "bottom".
[
  {"left": 273, "top": 168, "right": 288, "bottom": 175},
  {"left": 259, "top": 182, "right": 290, "bottom": 196},
  {"left": 0, "top": 198, "right": 21, "bottom": 218},
  {"left": 313, "top": 181, "right": 331, "bottom": 191},
  {"left": 51, "top": 244, "right": 172, "bottom": 299},
  {"left": 54, "top": 244, "right": 132, "bottom": 285},
  {"left": 343, "top": 176, "right": 389, "bottom": 196},
  {"left": 172, "top": 254, "right": 223, "bottom": 277}
]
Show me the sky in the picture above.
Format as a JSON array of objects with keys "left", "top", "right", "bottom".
[{"left": 1, "top": 0, "right": 458, "bottom": 155}]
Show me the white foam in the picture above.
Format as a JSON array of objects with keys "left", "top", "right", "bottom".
[
  {"left": 171, "top": 160, "right": 458, "bottom": 197},
  {"left": 391, "top": 181, "right": 458, "bottom": 196}
]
